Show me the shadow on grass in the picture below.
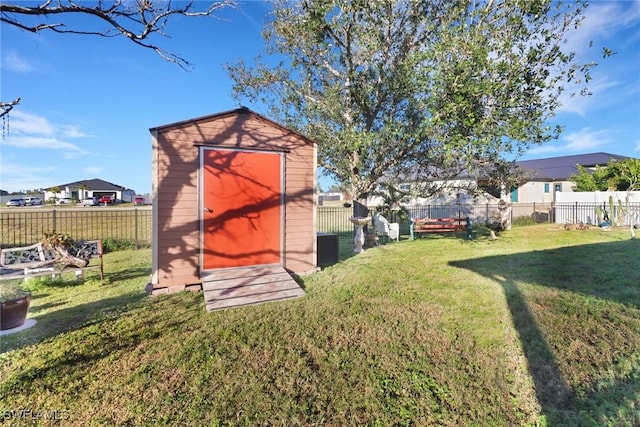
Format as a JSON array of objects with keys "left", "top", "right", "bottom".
[
  {"left": 409, "top": 231, "right": 473, "bottom": 241},
  {"left": 1, "top": 292, "right": 148, "bottom": 354},
  {"left": 0, "top": 267, "right": 151, "bottom": 354},
  {"left": 105, "top": 266, "right": 152, "bottom": 283},
  {"left": 3, "top": 294, "right": 199, "bottom": 396},
  {"left": 330, "top": 231, "right": 447, "bottom": 267},
  {"left": 450, "top": 240, "right": 640, "bottom": 425}
]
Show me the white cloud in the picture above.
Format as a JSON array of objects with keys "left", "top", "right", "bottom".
[
  {"left": 527, "top": 144, "right": 563, "bottom": 155},
  {"left": 555, "top": 1, "right": 640, "bottom": 116},
  {"left": 1, "top": 110, "right": 93, "bottom": 159},
  {"left": 0, "top": 163, "right": 58, "bottom": 192},
  {"left": 0, "top": 163, "right": 56, "bottom": 175},
  {"left": 10, "top": 111, "right": 55, "bottom": 135},
  {"left": 528, "top": 128, "right": 612, "bottom": 155},
  {"left": 636, "top": 141, "right": 640, "bottom": 153},
  {"left": 2, "top": 135, "right": 90, "bottom": 157},
  {"left": 562, "top": 128, "right": 611, "bottom": 151},
  {"left": 555, "top": 78, "right": 620, "bottom": 115},
  {"left": 625, "top": 77, "right": 640, "bottom": 97},
  {"left": 1, "top": 50, "right": 35, "bottom": 73},
  {"left": 62, "top": 125, "right": 93, "bottom": 138},
  {"left": 565, "top": 2, "right": 640, "bottom": 55},
  {"left": 9, "top": 111, "right": 93, "bottom": 139},
  {"left": 82, "top": 167, "right": 104, "bottom": 175}
]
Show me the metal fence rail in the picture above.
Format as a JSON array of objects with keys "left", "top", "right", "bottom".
[
  {"left": 2, "top": 202, "right": 638, "bottom": 249},
  {"left": 554, "top": 201, "right": 640, "bottom": 226},
  {"left": 0, "top": 207, "right": 152, "bottom": 248},
  {"left": 317, "top": 207, "right": 353, "bottom": 234}
]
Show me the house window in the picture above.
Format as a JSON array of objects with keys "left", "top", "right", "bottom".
[
  {"left": 544, "top": 183, "right": 550, "bottom": 193},
  {"left": 554, "top": 184, "right": 562, "bottom": 192}
]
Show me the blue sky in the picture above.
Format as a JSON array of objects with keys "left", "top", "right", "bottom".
[{"left": 1, "top": 0, "right": 639, "bottom": 195}]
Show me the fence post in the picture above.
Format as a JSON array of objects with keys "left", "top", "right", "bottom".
[
  {"left": 52, "top": 208, "right": 57, "bottom": 232},
  {"left": 134, "top": 208, "right": 139, "bottom": 250},
  {"left": 485, "top": 203, "right": 489, "bottom": 224}
]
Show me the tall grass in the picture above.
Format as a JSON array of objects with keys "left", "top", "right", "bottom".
[{"left": 1, "top": 225, "right": 639, "bottom": 426}]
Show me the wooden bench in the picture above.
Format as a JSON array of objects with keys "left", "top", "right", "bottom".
[
  {"left": 410, "top": 217, "right": 472, "bottom": 240},
  {"left": 0, "top": 240, "right": 104, "bottom": 283}
]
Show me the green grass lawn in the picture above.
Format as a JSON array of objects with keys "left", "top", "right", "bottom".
[{"left": 1, "top": 225, "right": 639, "bottom": 426}]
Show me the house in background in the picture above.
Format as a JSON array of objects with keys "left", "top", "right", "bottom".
[
  {"left": 366, "top": 152, "right": 633, "bottom": 210},
  {"left": 366, "top": 168, "right": 501, "bottom": 209},
  {"left": 510, "top": 152, "right": 630, "bottom": 203},
  {"left": 43, "top": 178, "right": 135, "bottom": 203}
]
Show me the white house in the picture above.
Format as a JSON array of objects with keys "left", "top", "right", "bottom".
[
  {"left": 509, "top": 152, "right": 630, "bottom": 203},
  {"left": 43, "top": 178, "right": 135, "bottom": 203},
  {"left": 368, "top": 152, "right": 633, "bottom": 208},
  {"left": 367, "top": 178, "right": 498, "bottom": 208}
]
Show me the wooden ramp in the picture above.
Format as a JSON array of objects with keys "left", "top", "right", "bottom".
[{"left": 202, "top": 264, "right": 305, "bottom": 312}]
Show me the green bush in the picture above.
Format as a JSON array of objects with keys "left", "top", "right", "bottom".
[
  {"left": 512, "top": 216, "right": 537, "bottom": 227},
  {"left": 102, "top": 237, "right": 137, "bottom": 252}
]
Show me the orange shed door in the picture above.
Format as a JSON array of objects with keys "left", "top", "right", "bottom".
[{"left": 201, "top": 148, "right": 283, "bottom": 270}]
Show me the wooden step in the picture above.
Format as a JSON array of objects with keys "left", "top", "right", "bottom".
[{"left": 202, "top": 265, "right": 305, "bottom": 311}]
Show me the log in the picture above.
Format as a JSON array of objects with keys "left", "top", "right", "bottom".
[
  {"left": 50, "top": 246, "right": 89, "bottom": 269},
  {"left": 40, "top": 239, "right": 90, "bottom": 270}
]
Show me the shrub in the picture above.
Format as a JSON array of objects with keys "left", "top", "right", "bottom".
[
  {"left": 512, "top": 216, "right": 537, "bottom": 227},
  {"left": 0, "top": 281, "right": 29, "bottom": 302},
  {"left": 102, "top": 237, "right": 137, "bottom": 252}
]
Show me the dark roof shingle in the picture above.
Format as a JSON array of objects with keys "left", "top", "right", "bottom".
[{"left": 515, "top": 152, "right": 630, "bottom": 180}]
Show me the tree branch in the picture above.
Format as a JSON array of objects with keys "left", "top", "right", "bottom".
[
  {"left": 0, "top": 97, "right": 20, "bottom": 119},
  {"left": 0, "top": 0, "right": 234, "bottom": 69}
]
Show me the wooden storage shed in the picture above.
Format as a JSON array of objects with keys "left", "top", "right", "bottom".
[{"left": 148, "top": 107, "right": 317, "bottom": 310}]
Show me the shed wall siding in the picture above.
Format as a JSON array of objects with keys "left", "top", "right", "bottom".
[
  {"left": 284, "top": 144, "right": 316, "bottom": 273},
  {"left": 154, "top": 131, "right": 200, "bottom": 288},
  {"left": 152, "top": 110, "right": 316, "bottom": 291}
]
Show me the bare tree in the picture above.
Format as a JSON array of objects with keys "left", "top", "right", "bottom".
[
  {"left": 1, "top": 0, "right": 233, "bottom": 128},
  {"left": 0, "top": 98, "right": 20, "bottom": 119},
  {"left": 1, "top": 0, "right": 233, "bottom": 68}
]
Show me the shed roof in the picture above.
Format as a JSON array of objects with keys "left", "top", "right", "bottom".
[
  {"left": 149, "top": 106, "right": 316, "bottom": 146},
  {"left": 515, "top": 152, "right": 630, "bottom": 180}
]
